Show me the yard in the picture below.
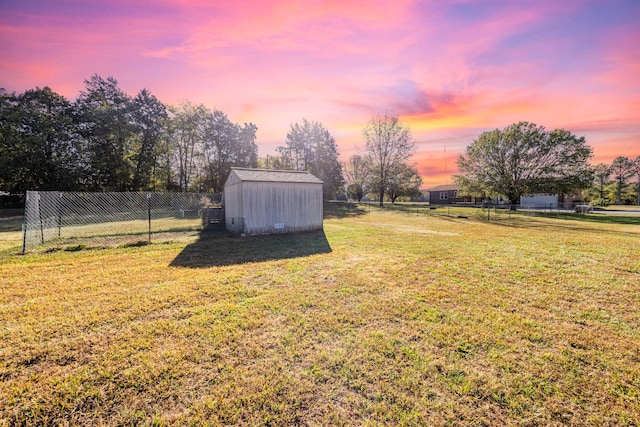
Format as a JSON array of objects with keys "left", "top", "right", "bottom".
[{"left": 1, "top": 204, "right": 639, "bottom": 425}]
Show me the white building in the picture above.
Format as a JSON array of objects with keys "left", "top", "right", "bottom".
[
  {"left": 520, "top": 193, "right": 560, "bottom": 209},
  {"left": 520, "top": 192, "right": 583, "bottom": 210},
  {"left": 223, "top": 168, "right": 324, "bottom": 235}
]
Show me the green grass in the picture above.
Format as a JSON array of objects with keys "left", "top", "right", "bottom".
[
  {"left": 1, "top": 204, "right": 639, "bottom": 425},
  {"left": 20, "top": 214, "right": 204, "bottom": 255},
  {"left": 0, "top": 209, "right": 24, "bottom": 256},
  {"left": 602, "top": 205, "right": 640, "bottom": 211}
]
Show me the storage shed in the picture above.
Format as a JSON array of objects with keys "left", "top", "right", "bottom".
[{"left": 223, "top": 168, "right": 324, "bottom": 235}]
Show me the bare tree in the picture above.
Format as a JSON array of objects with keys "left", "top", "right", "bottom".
[{"left": 363, "top": 113, "right": 415, "bottom": 206}]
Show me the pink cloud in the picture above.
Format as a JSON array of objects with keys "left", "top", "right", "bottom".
[{"left": 1, "top": 0, "right": 639, "bottom": 187}]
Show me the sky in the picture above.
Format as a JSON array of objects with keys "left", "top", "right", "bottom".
[{"left": 2, "top": 0, "right": 639, "bottom": 189}]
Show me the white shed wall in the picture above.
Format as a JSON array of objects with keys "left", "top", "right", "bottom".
[
  {"left": 520, "top": 194, "right": 558, "bottom": 209},
  {"left": 242, "top": 181, "right": 323, "bottom": 234},
  {"left": 223, "top": 168, "right": 324, "bottom": 235},
  {"left": 224, "top": 182, "right": 244, "bottom": 233}
]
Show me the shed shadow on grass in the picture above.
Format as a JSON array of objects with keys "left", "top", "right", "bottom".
[
  {"left": 169, "top": 227, "right": 332, "bottom": 268},
  {"left": 323, "top": 201, "right": 369, "bottom": 219}
]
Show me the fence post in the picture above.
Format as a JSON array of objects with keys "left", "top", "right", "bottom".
[
  {"left": 147, "top": 193, "right": 152, "bottom": 243},
  {"left": 21, "top": 223, "right": 27, "bottom": 255},
  {"left": 22, "top": 191, "right": 30, "bottom": 254},
  {"left": 58, "top": 192, "right": 63, "bottom": 239},
  {"left": 38, "top": 193, "right": 44, "bottom": 244}
]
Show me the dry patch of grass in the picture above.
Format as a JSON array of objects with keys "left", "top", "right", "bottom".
[
  {"left": 603, "top": 205, "right": 640, "bottom": 211},
  {"left": 1, "top": 205, "right": 639, "bottom": 425}
]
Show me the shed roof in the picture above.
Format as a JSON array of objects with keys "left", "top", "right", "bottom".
[{"left": 229, "top": 168, "right": 323, "bottom": 184}]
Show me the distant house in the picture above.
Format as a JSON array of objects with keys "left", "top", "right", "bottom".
[
  {"left": 426, "top": 184, "right": 481, "bottom": 205},
  {"left": 223, "top": 168, "right": 324, "bottom": 235},
  {"left": 520, "top": 192, "right": 583, "bottom": 210}
]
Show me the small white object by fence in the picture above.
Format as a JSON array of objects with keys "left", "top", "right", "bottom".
[{"left": 574, "top": 204, "right": 593, "bottom": 214}]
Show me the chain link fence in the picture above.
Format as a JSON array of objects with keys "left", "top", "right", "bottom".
[
  {"left": 339, "top": 201, "right": 525, "bottom": 221},
  {"left": 22, "top": 191, "right": 222, "bottom": 253}
]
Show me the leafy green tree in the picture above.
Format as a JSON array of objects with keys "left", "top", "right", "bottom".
[
  {"left": 166, "top": 102, "right": 209, "bottom": 191},
  {"left": 592, "top": 163, "right": 612, "bottom": 202},
  {"left": 3, "top": 77, "right": 261, "bottom": 195},
  {"left": 166, "top": 103, "right": 258, "bottom": 193},
  {"left": 75, "top": 75, "right": 135, "bottom": 191},
  {"left": 258, "top": 154, "right": 288, "bottom": 170},
  {"left": 277, "top": 119, "right": 344, "bottom": 199},
  {"left": 610, "top": 156, "right": 635, "bottom": 205},
  {"left": 385, "top": 163, "right": 423, "bottom": 204},
  {"left": 344, "top": 153, "right": 370, "bottom": 201},
  {"left": 455, "top": 122, "right": 593, "bottom": 205},
  {"left": 635, "top": 156, "right": 640, "bottom": 206},
  {"left": 202, "top": 110, "right": 258, "bottom": 192},
  {"left": 0, "top": 91, "right": 13, "bottom": 176},
  {"left": 0, "top": 87, "right": 81, "bottom": 197},
  {"left": 154, "top": 131, "right": 179, "bottom": 192},
  {"left": 363, "top": 113, "right": 415, "bottom": 206},
  {"left": 130, "top": 89, "right": 168, "bottom": 191},
  {"left": 237, "top": 122, "right": 259, "bottom": 169},
  {"left": 277, "top": 120, "right": 313, "bottom": 171},
  {"left": 0, "top": 90, "right": 22, "bottom": 195}
]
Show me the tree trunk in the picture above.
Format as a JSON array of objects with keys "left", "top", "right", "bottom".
[
  {"left": 617, "top": 179, "right": 622, "bottom": 205},
  {"left": 379, "top": 188, "right": 384, "bottom": 207}
]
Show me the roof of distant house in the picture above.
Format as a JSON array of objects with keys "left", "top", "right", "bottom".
[
  {"left": 229, "top": 168, "right": 323, "bottom": 184},
  {"left": 426, "top": 184, "right": 459, "bottom": 192}
]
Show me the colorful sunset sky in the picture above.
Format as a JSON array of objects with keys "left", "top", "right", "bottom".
[{"left": 2, "top": 0, "right": 639, "bottom": 188}]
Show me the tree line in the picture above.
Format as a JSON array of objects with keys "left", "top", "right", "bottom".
[
  {"left": 6, "top": 82, "right": 638, "bottom": 209},
  {"left": 1, "top": 76, "right": 424, "bottom": 207},
  {"left": 277, "top": 113, "right": 423, "bottom": 206},
  {"left": 0, "top": 75, "right": 259, "bottom": 198},
  {"left": 454, "top": 121, "right": 640, "bottom": 206},
  {"left": 589, "top": 156, "right": 640, "bottom": 206},
  {"left": 0, "top": 75, "right": 350, "bottom": 204}
]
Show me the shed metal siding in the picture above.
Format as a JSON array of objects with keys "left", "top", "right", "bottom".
[
  {"left": 242, "top": 181, "right": 322, "bottom": 234},
  {"left": 224, "top": 181, "right": 244, "bottom": 233},
  {"left": 223, "top": 168, "right": 323, "bottom": 235}
]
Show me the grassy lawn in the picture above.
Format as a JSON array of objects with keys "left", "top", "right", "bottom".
[
  {"left": 1, "top": 204, "right": 639, "bottom": 425},
  {"left": 601, "top": 205, "right": 640, "bottom": 212},
  {"left": 0, "top": 209, "right": 24, "bottom": 256}
]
